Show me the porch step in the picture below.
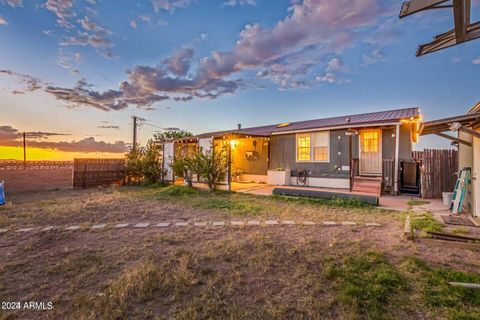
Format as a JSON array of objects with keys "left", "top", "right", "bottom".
[{"left": 352, "top": 176, "right": 382, "bottom": 196}]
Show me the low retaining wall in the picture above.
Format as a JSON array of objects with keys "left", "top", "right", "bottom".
[{"left": 0, "top": 165, "right": 73, "bottom": 193}]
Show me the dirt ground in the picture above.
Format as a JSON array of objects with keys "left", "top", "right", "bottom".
[{"left": 0, "top": 186, "right": 479, "bottom": 320}]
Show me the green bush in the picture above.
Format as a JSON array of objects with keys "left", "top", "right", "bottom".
[
  {"left": 196, "top": 144, "right": 228, "bottom": 191},
  {"left": 170, "top": 156, "right": 198, "bottom": 187},
  {"left": 125, "top": 139, "right": 167, "bottom": 184}
]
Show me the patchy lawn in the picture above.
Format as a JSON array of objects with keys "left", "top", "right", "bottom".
[{"left": 0, "top": 186, "right": 479, "bottom": 319}]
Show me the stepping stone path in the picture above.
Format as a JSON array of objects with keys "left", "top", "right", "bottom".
[
  {"left": 175, "top": 222, "right": 189, "bottom": 227},
  {"left": 134, "top": 223, "right": 150, "bottom": 228},
  {"left": 155, "top": 222, "right": 170, "bottom": 227},
  {"left": 366, "top": 222, "right": 381, "bottom": 227},
  {"left": 265, "top": 220, "right": 279, "bottom": 225},
  {"left": 322, "top": 221, "right": 337, "bottom": 226},
  {"left": 0, "top": 220, "right": 383, "bottom": 236},
  {"left": 91, "top": 224, "right": 107, "bottom": 230}
]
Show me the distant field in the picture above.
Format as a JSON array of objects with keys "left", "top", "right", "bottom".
[{"left": 0, "top": 186, "right": 479, "bottom": 319}]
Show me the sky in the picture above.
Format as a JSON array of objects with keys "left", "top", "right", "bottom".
[{"left": 0, "top": 0, "right": 479, "bottom": 160}]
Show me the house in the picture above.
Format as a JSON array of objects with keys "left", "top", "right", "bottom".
[
  {"left": 163, "top": 107, "right": 421, "bottom": 196},
  {"left": 419, "top": 102, "right": 480, "bottom": 217}
]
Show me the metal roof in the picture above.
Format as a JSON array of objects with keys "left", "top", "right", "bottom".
[{"left": 190, "top": 107, "right": 419, "bottom": 139}]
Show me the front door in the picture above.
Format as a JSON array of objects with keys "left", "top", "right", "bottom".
[{"left": 360, "top": 129, "right": 382, "bottom": 175}]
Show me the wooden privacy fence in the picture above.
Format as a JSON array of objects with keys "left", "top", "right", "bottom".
[
  {"left": 416, "top": 149, "right": 458, "bottom": 199},
  {"left": 73, "top": 158, "right": 125, "bottom": 189}
]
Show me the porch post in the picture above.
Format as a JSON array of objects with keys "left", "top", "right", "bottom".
[
  {"left": 349, "top": 132, "right": 353, "bottom": 191},
  {"left": 227, "top": 136, "right": 232, "bottom": 191},
  {"left": 394, "top": 124, "right": 400, "bottom": 194}
]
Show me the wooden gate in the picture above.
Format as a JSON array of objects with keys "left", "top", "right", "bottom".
[
  {"left": 415, "top": 149, "right": 458, "bottom": 199},
  {"left": 73, "top": 158, "right": 125, "bottom": 189}
]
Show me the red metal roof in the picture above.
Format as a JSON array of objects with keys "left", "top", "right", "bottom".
[{"left": 192, "top": 107, "right": 419, "bottom": 139}]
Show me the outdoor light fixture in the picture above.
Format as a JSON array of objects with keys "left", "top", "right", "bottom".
[
  {"left": 230, "top": 140, "right": 237, "bottom": 148},
  {"left": 450, "top": 122, "right": 463, "bottom": 131}
]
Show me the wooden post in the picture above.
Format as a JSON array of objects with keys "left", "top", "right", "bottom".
[
  {"left": 23, "top": 132, "right": 26, "bottom": 169},
  {"left": 349, "top": 132, "right": 353, "bottom": 191},
  {"left": 394, "top": 124, "right": 400, "bottom": 194}
]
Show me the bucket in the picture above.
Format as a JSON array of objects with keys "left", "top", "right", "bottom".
[{"left": 442, "top": 192, "right": 453, "bottom": 206}]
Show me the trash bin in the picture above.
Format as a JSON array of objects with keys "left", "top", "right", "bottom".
[{"left": 442, "top": 192, "right": 453, "bottom": 206}]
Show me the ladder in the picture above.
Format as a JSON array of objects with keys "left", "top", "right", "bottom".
[{"left": 450, "top": 168, "right": 471, "bottom": 214}]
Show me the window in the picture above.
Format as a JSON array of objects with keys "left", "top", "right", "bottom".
[
  {"left": 362, "top": 130, "right": 379, "bottom": 153},
  {"left": 313, "top": 132, "right": 329, "bottom": 161},
  {"left": 296, "top": 133, "right": 311, "bottom": 161},
  {"left": 296, "top": 131, "right": 329, "bottom": 162}
]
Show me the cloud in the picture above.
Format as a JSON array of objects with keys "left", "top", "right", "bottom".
[
  {"left": 150, "top": 0, "right": 195, "bottom": 12},
  {"left": 362, "top": 48, "right": 385, "bottom": 65},
  {"left": 316, "top": 72, "right": 336, "bottom": 83},
  {"left": 473, "top": 57, "right": 480, "bottom": 65},
  {"left": 98, "top": 125, "right": 120, "bottom": 129},
  {"left": 130, "top": 20, "right": 137, "bottom": 28},
  {"left": 1, "top": 0, "right": 22, "bottom": 7},
  {"left": 0, "top": 15, "right": 7, "bottom": 25},
  {"left": 326, "top": 57, "right": 347, "bottom": 72},
  {"left": 0, "top": 70, "right": 43, "bottom": 94},
  {"left": 0, "top": 125, "right": 128, "bottom": 153},
  {"left": 45, "top": 0, "right": 74, "bottom": 28},
  {"left": 223, "top": 0, "right": 256, "bottom": 6}
]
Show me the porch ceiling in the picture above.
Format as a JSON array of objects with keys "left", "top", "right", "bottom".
[{"left": 419, "top": 113, "right": 480, "bottom": 135}]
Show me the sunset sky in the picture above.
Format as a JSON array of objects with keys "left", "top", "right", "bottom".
[{"left": 1, "top": 0, "right": 479, "bottom": 160}]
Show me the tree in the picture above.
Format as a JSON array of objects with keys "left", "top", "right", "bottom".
[
  {"left": 125, "top": 147, "right": 144, "bottom": 183},
  {"left": 154, "top": 129, "right": 192, "bottom": 143},
  {"left": 196, "top": 143, "right": 227, "bottom": 191}
]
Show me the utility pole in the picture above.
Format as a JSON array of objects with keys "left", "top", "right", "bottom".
[
  {"left": 132, "top": 116, "right": 138, "bottom": 150},
  {"left": 23, "top": 132, "right": 26, "bottom": 169}
]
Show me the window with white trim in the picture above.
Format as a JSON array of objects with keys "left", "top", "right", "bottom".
[{"left": 296, "top": 131, "right": 330, "bottom": 162}]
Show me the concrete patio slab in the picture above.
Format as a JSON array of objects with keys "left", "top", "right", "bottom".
[
  {"left": 366, "top": 222, "right": 381, "bottom": 227},
  {"left": 16, "top": 228, "right": 34, "bottom": 232},
  {"left": 175, "top": 222, "right": 189, "bottom": 227},
  {"left": 231, "top": 221, "right": 245, "bottom": 226},
  {"left": 342, "top": 221, "right": 357, "bottom": 226},
  {"left": 0, "top": 228, "right": 8, "bottom": 233},
  {"left": 65, "top": 226, "right": 81, "bottom": 230},
  {"left": 282, "top": 220, "right": 296, "bottom": 225},
  {"left": 41, "top": 226, "right": 55, "bottom": 231},
  {"left": 115, "top": 223, "right": 129, "bottom": 228},
  {"left": 194, "top": 222, "right": 208, "bottom": 227},
  {"left": 247, "top": 220, "right": 261, "bottom": 225},
  {"left": 302, "top": 221, "right": 315, "bottom": 225},
  {"left": 212, "top": 221, "right": 225, "bottom": 226}
]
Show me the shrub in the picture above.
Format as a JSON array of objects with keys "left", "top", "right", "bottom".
[
  {"left": 196, "top": 144, "right": 228, "bottom": 191},
  {"left": 125, "top": 140, "right": 168, "bottom": 185},
  {"left": 170, "top": 156, "right": 197, "bottom": 187}
]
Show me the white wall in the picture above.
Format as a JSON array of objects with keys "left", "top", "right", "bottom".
[{"left": 163, "top": 142, "right": 174, "bottom": 181}]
